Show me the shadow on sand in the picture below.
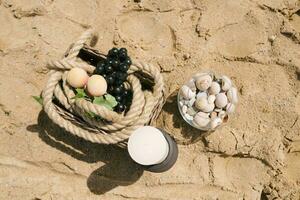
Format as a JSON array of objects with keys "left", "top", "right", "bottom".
[
  {"left": 27, "top": 111, "right": 143, "bottom": 195},
  {"left": 157, "top": 89, "right": 210, "bottom": 145}
]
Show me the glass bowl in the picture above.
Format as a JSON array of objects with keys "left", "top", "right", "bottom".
[{"left": 177, "top": 71, "right": 237, "bottom": 131}]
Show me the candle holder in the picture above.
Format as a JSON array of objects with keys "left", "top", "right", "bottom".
[
  {"left": 128, "top": 126, "right": 178, "bottom": 173},
  {"left": 146, "top": 129, "right": 178, "bottom": 173}
]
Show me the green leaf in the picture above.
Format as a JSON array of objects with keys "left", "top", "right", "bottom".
[
  {"left": 73, "top": 88, "right": 87, "bottom": 99},
  {"left": 86, "top": 111, "right": 103, "bottom": 121},
  {"left": 86, "top": 111, "right": 96, "bottom": 118},
  {"left": 32, "top": 95, "right": 43, "bottom": 106},
  {"left": 104, "top": 94, "right": 118, "bottom": 108},
  {"left": 93, "top": 96, "right": 113, "bottom": 110}
]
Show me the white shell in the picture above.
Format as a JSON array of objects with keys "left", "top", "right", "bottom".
[
  {"left": 196, "top": 92, "right": 208, "bottom": 100},
  {"left": 226, "top": 103, "right": 235, "bottom": 114},
  {"left": 221, "top": 75, "right": 232, "bottom": 91},
  {"left": 210, "top": 117, "right": 222, "bottom": 130},
  {"left": 208, "top": 95, "right": 216, "bottom": 104},
  {"left": 181, "top": 85, "right": 196, "bottom": 100},
  {"left": 227, "top": 87, "right": 238, "bottom": 104},
  {"left": 209, "top": 82, "right": 221, "bottom": 95},
  {"left": 184, "top": 113, "right": 194, "bottom": 121},
  {"left": 210, "top": 111, "right": 218, "bottom": 119},
  {"left": 214, "top": 108, "right": 223, "bottom": 112},
  {"left": 193, "top": 112, "right": 210, "bottom": 128},
  {"left": 202, "top": 103, "right": 215, "bottom": 113},
  {"left": 182, "top": 105, "right": 188, "bottom": 114},
  {"left": 195, "top": 75, "right": 212, "bottom": 91},
  {"left": 195, "top": 98, "right": 215, "bottom": 112},
  {"left": 215, "top": 93, "right": 228, "bottom": 108},
  {"left": 218, "top": 111, "right": 227, "bottom": 119}
]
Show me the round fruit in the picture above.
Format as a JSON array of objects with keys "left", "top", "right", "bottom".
[
  {"left": 113, "top": 85, "right": 125, "bottom": 95},
  {"left": 123, "top": 89, "right": 131, "bottom": 97},
  {"left": 123, "top": 57, "right": 132, "bottom": 66},
  {"left": 114, "top": 95, "right": 122, "bottom": 102},
  {"left": 119, "top": 49, "right": 127, "bottom": 61},
  {"left": 107, "top": 59, "right": 113, "bottom": 65},
  {"left": 119, "top": 48, "right": 127, "bottom": 54},
  {"left": 86, "top": 75, "right": 107, "bottom": 97},
  {"left": 119, "top": 63, "right": 129, "bottom": 72},
  {"left": 105, "top": 64, "right": 114, "bottom": 73},
  {"left": 111, "top": 71, "right": 117, "bottom": 78},
  {"left": 108, "top": 47, "right": 119, "bottom": 57},
  {"left": 95, "top": 62, "right": 105, "bottom": 74},
  {"left": 106, "top": 75, "right": 115, "bottom": 85},
  {"left": 67, "top": 67, "right": 89, "bottom": 88},
  {"left": 115, "top": 103, "right": 125, "bottom": 113},
  {"left": 116, "top": 72, "right": 128, "bottom": 82},
  {"left": 115, "top": 79, "right": 123, "bottom": 86},
  {"left": 111, "top": 59, "right": 120, "bottom": 68}
]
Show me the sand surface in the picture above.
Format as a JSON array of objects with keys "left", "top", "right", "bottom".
[{"left": 0, "top": 0, "right": 300, "bottom": 199}]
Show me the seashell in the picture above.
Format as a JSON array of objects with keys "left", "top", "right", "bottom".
[
  {"left": 215, "top": 93, "right": 228, "bottom": 108},
  {"left": 209, "top": 82, "right": 221, "bottom": 95},
  {"left": 187, "top": 107, "right": 197, "bottom": 116},
  {"left": 193, "top": 112, "right": 210, "bottom": 128},
  {"left": 179, "top": 100, "right": 184, "bottom": 107},
  {"left": 182, "top": 105, "right": 188, "bottom": 114},
  {"left": 221, "top": 75, "right": 232, "bottom": 91},
  {"left": 202, "top": 103, "right": 215, "bottom": 113},
  {"left": 218, "top": 111, "right": 227, "bottom": 119},
  {"left": 214, "top": 108, "right": 223, "bottom": 112},
  {"left": 181, "top": 85, "right": 196, "bottom": 100},
  {"left": 227, "top": 87, "right": 238, "bottom": 104},
  {"left": 186, "top": 80, "right": 197, "bottom": 92},
  {"left": 208, "top": 95, "right": 216, "bottom": 104},
  {"left": 226, "top": 103, "right": 235, "bottom": 114},
  {"left": 187, "top": 97, "right": 196, "bottom": 107},
  {"left": 182, "top": 100, "right": 189, "bottom": 105},
  {"left": 196, "top": 92, "right": 208, "bottom": 100},
  {"left": 184, "top": 113, "right": 194, "bottom": 121},
  {"left": 195, "top": 75, "right": 212, "bottom": 91},
  {"left": 210, "top": 117, "right": 222, "bottom": 130},
  {"left": 195, "top": 98, "right": 215, "bottom": 112},
  {"left": 210, "top": 111, "right": 218, "bottom": 119}
]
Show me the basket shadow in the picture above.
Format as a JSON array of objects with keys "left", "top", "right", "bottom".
[
  {"left": 26, "top": 110, "right": 143, "bottom": 195},
  {"left": 160, "top": 89, "right": 209, "bottom": 144}
]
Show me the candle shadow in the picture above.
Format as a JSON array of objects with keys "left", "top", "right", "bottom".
[
  {"left": 158, "top": 89, "right": 210, "bottom": 144},
  {"left": 26, "top": 111, "right": 144, "bottom": 195}
]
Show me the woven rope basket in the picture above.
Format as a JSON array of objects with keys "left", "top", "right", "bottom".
[{"left": 42, "top": 29, "right": 165, "bottom": 144}]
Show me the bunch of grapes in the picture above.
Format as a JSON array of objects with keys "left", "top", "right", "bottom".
[{"left": 94, "top": 47, "right": 133, "bottom": 113}]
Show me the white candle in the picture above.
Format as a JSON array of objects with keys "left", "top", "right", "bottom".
[{"left": 128, "top": 126, "right": 169, "bottom": 166}]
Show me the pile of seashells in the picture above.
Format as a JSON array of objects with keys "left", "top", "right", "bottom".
[{"left": 178, "top": 72, "right": 238, "bottom": 131}]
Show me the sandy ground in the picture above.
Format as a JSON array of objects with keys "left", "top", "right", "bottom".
[{"left": 0, "top": 0, "right": 300, "bottom": 199}]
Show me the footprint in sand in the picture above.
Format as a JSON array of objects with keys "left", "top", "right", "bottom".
[
  {"left": 116, "top": 12, "right": 174, "bottom": 56},
  {"left": 208, "top": 14, "right": 266, "bottom": 58}
]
